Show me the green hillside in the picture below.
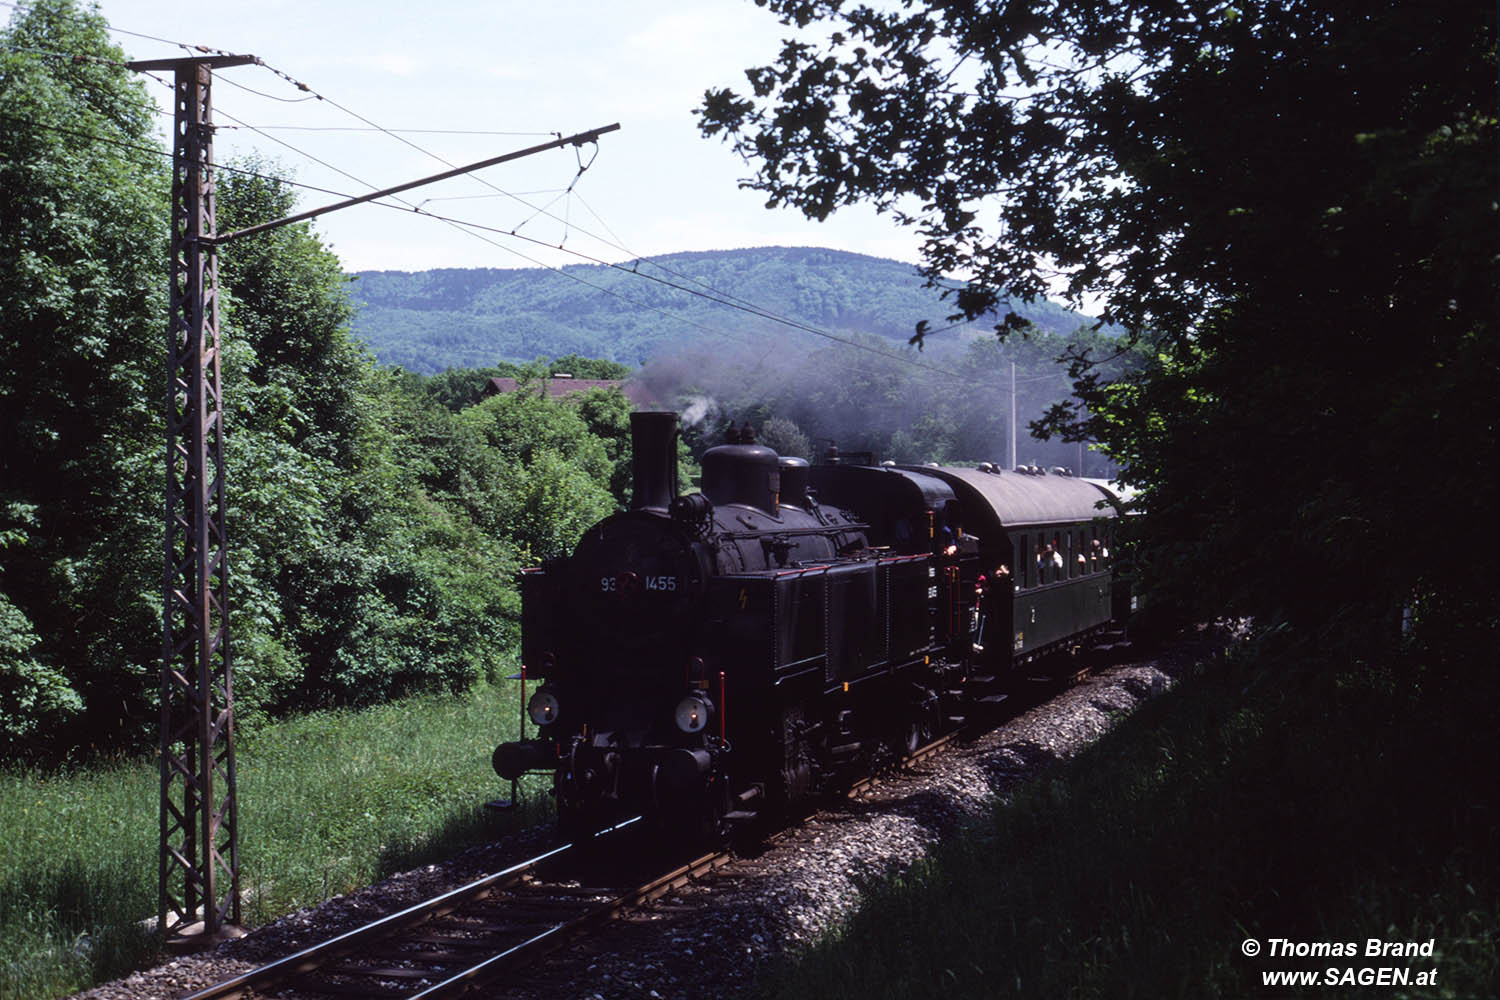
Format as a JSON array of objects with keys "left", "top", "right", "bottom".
[{"left": 348, "top": 246, "right": 1093, "bottom": 373}]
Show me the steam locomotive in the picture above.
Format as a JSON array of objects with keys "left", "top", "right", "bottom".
[{"left": 493, "top": 411, "right": 1126, "bottom": 837}]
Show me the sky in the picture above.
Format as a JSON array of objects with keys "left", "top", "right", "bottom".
[{"left": 91, "top": 0, "right": 926, "bottom": 275}]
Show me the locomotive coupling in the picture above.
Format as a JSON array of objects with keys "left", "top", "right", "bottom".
[{"left": 492, "top": 739, "right": 556, "bottom": 781}]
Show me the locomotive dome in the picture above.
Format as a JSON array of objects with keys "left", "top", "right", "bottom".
[
  {"left": 701, "top": 443, "right": 781, "bottom": 513},
  {"left": 778, "top": 457, "right": 811, "bottom": 508}
]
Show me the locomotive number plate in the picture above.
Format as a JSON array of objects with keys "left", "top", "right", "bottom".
[{"left": 600, "top": 575, "right": 677, "bottom": 592}]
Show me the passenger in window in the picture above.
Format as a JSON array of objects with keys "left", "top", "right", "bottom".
[
  {"left": 939, "top": 501, "right": 978, "bottom": 558},
  {"left": 937, "top": 506, "right": 957, "bottom": 555},
  {"left": 1037, "top": 542, "right": 1062, "bottom": 581}
]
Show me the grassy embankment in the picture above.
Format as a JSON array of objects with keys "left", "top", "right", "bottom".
[
  {"left": 0, "top": 675, "right": 550, "bottom": 1000},
  {"left": 751, "top": 631, "right": 1500, "bottom": 999}
]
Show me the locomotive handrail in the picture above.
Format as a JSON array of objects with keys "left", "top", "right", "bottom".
[{"left": 715, "top": 522, "right": 871, "bottom": 540}]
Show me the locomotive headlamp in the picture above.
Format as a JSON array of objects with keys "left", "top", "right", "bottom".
[
  {"left": 527, "top": 688, "right": 561, "bottom": 726},
  {"left": 673, "top": 693, "right": 714, "bottom": 734}
]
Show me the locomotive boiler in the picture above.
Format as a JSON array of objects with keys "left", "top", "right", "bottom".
[{"left": 494, "top": 411, "right": 1124, "bottom": 838}]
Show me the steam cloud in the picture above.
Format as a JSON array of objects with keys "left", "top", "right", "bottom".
[{"left": 630, "top": 328, "right": 1115, "bottom": 477}]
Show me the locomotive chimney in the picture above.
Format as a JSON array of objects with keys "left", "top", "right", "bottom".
[{"left": 630, "top": 411, "right": 679, "bottom": 510}]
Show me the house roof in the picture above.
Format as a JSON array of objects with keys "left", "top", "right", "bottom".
[{"left": 483, "top": 377, "right": 656, "bottom": 407}]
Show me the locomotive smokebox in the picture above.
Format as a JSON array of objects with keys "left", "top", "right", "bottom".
[{"left": 630, "top": 411, "right": 679, "bottom": 510}]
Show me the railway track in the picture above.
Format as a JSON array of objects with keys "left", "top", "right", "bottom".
[
  {"left": 175, "top": 727, "right": 973, "bottom": 1000},
  {"left": 177, "top": 817, "right": 732, "bottom": 1000}
]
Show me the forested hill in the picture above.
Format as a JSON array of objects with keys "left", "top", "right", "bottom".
[{"left": 349, "top": 246, "right": 1090, "bottom": 373}]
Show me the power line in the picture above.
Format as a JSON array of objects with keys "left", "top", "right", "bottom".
[
  {"left": 376, "top": 201, "right": 977, "bottom": 379},
  {"left": 136, "top": 53, "right": 973, "bottom": 378},
  {"left": 6, "top": 9, "right": 1058, "bottom": 388},
  {"left": 120, "top": 72, "right": 755, "bottom": 356},
  {"left": 217, "top": 73, "right": 316, "bottom": 103},
  {"left": 6, "top": 93, "right": 995, "bottom": 385},
  {"left": 1, "top": 39, "right": 744, "bottom": 360},
  {"left": 0, "top": 109, "right": 448, "bottom": 213},
  {"left": 216, "top": 124, "right": 619, "bottom": 243},
  {"left": 230, "top": 52, "right": 869, "bottom": 336},
  {"left": 216, "top": 125, "right": 560, "bottom": 136},
  {"left": 9, "top": 1, "right": 990, "bottom": 375},
  {"left": 1, "top": 42, "right": 127, "bottom": 68}
]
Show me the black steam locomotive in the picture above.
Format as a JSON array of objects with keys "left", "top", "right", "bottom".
[{"left": 494, "top": 411, "right": 1126, "bottom": 837}]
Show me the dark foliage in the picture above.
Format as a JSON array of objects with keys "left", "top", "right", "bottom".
[
  {"left": 0, "top": 2, "right": 636, "bottom": 756},
  {"left": 699, "top": 0, "right": 1498, "bottom": 648},
  {"left": 0, "top": 0, "right": 166, "bottom": 755}
]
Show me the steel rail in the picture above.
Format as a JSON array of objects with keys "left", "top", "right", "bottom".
[
  {"left": 849, "top": 730, "right": 960, "bottom": 799},
  {"left": 407, "top": 848, "right": 734, "bottom": 998},
  {"left": 176, "top": 817, "right": 642, "bottom": 1000}
]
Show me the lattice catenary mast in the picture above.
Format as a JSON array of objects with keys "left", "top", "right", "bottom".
[
  {"left": 126, "top": 53, "right": 254, "bottom": 946},
  {"left": 127, "top": 51, "right": 616, "bottom": 947}
]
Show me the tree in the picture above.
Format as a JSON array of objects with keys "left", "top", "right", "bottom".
[
  {"left": 701, "top": 1, "right": 1497, "bottom": 647},
  {"left": 758, "top": 417, "right": 812, "bottom": 460},
  {"left": 215, "top": 168, "right": 521, "bottom": 711},
  {"left": 452, "top": 391, "right": 616, "bottom": 561},
  {"left": 217, "top": 160, "right": 365, "bottom": 468},
  {"left": 1, "top": 4, "right": 631, "bottom": 748},
  {"left": 567, "top": 385, "right": 635, "bottom": 505},
  {"left": 0, "top": 0, "right": 167, "bottom": 753},
  {"left": 548, "top": 354, "right": 631, "bottom": 380}
]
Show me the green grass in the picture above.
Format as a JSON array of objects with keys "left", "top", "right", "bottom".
[
  {"left": 748, "top": 634, "right": 1500, "bottom": 999},
  {"left": 0, "top": 676, "right": 552, "bottom": 1000}
]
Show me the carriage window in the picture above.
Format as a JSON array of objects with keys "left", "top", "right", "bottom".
[{"left": 1068, "top": 529, "right": 1079, "bottom": 578}]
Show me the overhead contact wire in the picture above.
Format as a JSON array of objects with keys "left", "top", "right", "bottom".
[
  {"left": 10, "top": 6, "right": 1048, "bottom": 386},
  {"left": 97, "top": 16, "right": 997, "bottom": 373}
]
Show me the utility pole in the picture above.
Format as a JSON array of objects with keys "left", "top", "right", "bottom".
[
  {"left": 1008, "top": 360, "right": 1017, "bottom": 470},
  {"left": 128, "top": 51, "right": 616, "bottom": 948}
]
